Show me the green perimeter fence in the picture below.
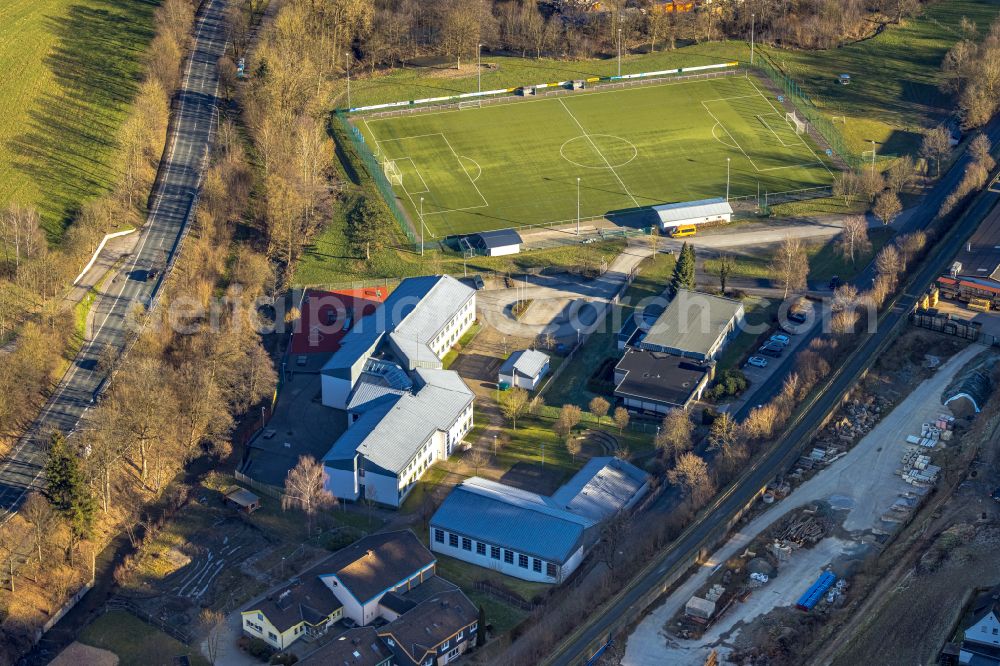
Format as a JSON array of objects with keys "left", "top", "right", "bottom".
[
  {"left": 333, "top": 110, "right": 420, "bottom": 248},
  {"left": 752, "top": 55, "right": 896, "bottom": 171}
]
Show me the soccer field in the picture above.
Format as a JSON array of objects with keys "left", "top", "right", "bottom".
[{"left": 354, "top": 73, "right": 835, "bottom": 237}]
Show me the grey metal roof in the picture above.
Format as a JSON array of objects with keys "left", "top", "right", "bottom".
[
  {"left": 321, "top": 276, "right": 474, "bottom": 375},
  {"left": 641, "top": 290, "right": 744, "bottom": 357},
  {"left": 498, "top": 349, "right": 550, "bottom": 379},
  {"left": 653, "top": 197, "right": 733, "bottom": 224},
  {"left": 430, "top": 477, "right": 594, "bottom": 563},
  {"left": 389, "top": 275, "right": 475, "bottom": 370},
  {"left": 346, "top": 363, "right": 411, "bottom": 413},
  {"left": 470, "top": 228, "right": 523, "bottom": 249},
  {"left": 550, "top": 457, "right": 649, "bottom": 522},
  {"left": 324, "top": 369, "right": 473, "bottom": 474}
]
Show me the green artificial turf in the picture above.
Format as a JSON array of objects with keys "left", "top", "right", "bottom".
[{"left": 354, "top": 72, "right": 833, "bottom": 237}]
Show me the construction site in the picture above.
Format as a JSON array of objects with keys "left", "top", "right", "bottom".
[{"left": 624, "top": 330, "right": 1000, "bottom": 666}]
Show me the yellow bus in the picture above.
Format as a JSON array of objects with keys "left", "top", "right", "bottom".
[{"left": 668, "top": 224, "right": 697, "bottom": 238}]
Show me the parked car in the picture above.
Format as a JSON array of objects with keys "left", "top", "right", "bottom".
[
  {"left": 472, "top": 275, "right": 485, "bottom": 290},
  {"left": 758, "top": 343, "right": 783, "bottom": 358},
  {"left": 147, "top": 268, "right": 159, "bottom": 281},
  {"left": 769, "top": 333, "right": 791, "bottom": 345},
  {"left": 787, "top": 310, "right": 809, "bottom": 324},
  {"left": 992, "top": 487, "right": 1000, "bottom": 502},
  {"left": 342, "top": 311, "right": 354, "bottom": 332},
  {"left": 746, "top": 356, "right": 768, "bottom": 368},
  {"left": 829, "top": 275, "right": 842, "bottom": 290},
  {"left": 341, "top": 618, "right": 358, "bottom": 629}
]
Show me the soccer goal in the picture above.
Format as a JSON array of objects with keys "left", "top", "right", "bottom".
[
  {"left": 383, "top": 159, "right": 403, "bottom": 186},
  {"left": 458, "top": 100, "right": 482, "bottom": 110},
  {"left": 785, "top": 111, "right": 807, "bottom": 135}
]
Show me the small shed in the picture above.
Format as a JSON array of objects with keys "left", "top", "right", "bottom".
[
  {"left": 499, "top": 349, "right": 551, "bottom": 391},
  {"left": 653, "top": 197, "right": 733, "bottom": 232},
  {"left": 465, "top": 229, "right": 523, "bottom": 257},
  {"left": 225, "top": 487, "right": 261, "bottom": 514}
]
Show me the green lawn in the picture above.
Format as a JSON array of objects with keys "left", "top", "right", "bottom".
[
  {"left": 758, "top": 0, "right": 1000, "bottom": 157},
  {"left": 293, "top": 215, "right": 625, "bottom": 285},
  {"left": 702, "top": 226, "right": 894, "bottom": 283},
  {"left": 0, "top": 0, "right": 156, "bottom": 237},
  {"left": 355, "top": 73, "right": 832, "bottom": 236},
  {"left": 80, "top": 610, "right": 209, "bottom": 666}
]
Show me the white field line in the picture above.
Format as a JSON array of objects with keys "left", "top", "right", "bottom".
[
  {"left": 557, "top": 97, "right": 640, "bottom": 207},
  {"left": 395, "top": 157, "right": 430, "bottom": 193},
  {"left": 702, "top": 101, "right": 761, "bottom": 172},
  {"left": 439, "top": 133, "right": 489, "bottom": 208},
  {"left": 744, "top": 75, "right": 833, "bottom": 175},
  {"left": 756, "top": 113, "right": 797, "bottom": 148},
  {"left": 0, "top": 0, "right": 220, "bottom": 518}
]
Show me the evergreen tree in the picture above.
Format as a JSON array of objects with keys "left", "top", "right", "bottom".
[
  {"left": 671, "top": 242, "right": 696, "bottom": 293},
  {"left": 44, "top": 432, "right": 95, "bottom": 561},
  {"left": 347, "top": 195, "right": 394, "bottom": 261}
]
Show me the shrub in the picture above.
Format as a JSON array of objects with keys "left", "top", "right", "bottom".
[
  {"left": 271, "top": 654, "right": 299, "bottom": 665},
  {"left": 243, "top": 636, "right": 273, "bottom": 661}
]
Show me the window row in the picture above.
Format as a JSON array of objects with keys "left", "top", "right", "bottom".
[{"left": 433, "top": 529, "right": 558, "bottom": 578}]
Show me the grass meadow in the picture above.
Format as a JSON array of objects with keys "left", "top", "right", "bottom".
[{"left": 0, "top": 0, "right": 156, "bottom": 238}]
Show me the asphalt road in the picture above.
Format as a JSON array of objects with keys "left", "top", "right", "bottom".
[
  {"left": 546, "top": 119, "right": 1000, "bottom": 665},
  {"left": 0, "top": 0, "right": 226, "bottom": 521}
]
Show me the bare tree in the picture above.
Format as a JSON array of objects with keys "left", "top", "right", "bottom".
[
  {"left": 199, "top": 608, "right": 226, "bottom": 665},
  {"left": 612, "top": 407, "right": 630, "bottom": 434},
  {"left": 896, "top": 231, "right": 927, "bottom": 268},
  {"left": 875, "top": 244, "right": 904, "bottom": 289},
  {"left": 566, "top": 437, "right": 582, "bottom": 463},
  {"left": 466, "top": 448, "right": 489, "bottom": 475},
  {"left": 837, "top": 216, "right": 871, "bottom": 265},
  {"left": 0, "top": 203, "right": 44, "bottom": 275},
  {"left": 21, "top": 492, "right": 56, "bottom": 566},
  {"left": 833, "top": 170, "right": 863, "bottom": 206},
  {"left": 499, "top": 386, "right": 529, "bottom": 430},
  {"left": 707, "top": 413, "right": 740, "bottom": 452},
  {"left": 969, "top": 133, "right": 996, "bottom": 171},
  {"left": 886, "top": 155, "right": 916, "bottom": 194},
  {"left": 668, "top": 452, "right": 715, "bottom": 507},
  {"left": 282, "top": 455, "right": 336, "bottom": 535},
  {"left": 554, "top": 404, "right": 583, "bottom": 440},
  {"left": 873, "top": 191, "right": 902, "bottom": 225},
  {"left": 771, "top": 236, "right": 809, "bottom": 298},
  {"left": 655, "top": 408, "right": 693, "bottom": 462},
  {"left": 920, "top": 125, "right": 952, "bottom": 177},
  {"left": 589, "top": 396, "right": 610, "bottom": 424}
]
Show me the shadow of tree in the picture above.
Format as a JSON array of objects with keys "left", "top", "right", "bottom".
[{"left": 7, "top": 0, "right": 157, "bottom": 240}]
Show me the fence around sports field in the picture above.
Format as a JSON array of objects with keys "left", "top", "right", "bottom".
[
  {"left": 335, "top": 60, "right": 842, "bottom": 249},
  {"left": 752, "top": 54, "right": 896, "bottom": 171}
]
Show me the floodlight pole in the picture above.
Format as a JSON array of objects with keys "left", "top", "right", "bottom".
[
  {"left": 576, "top": 177, "right": 581, "bottom": 235},
  {"left": 870, "top": 140, "right": 877, "bottom": 175},
  {"left": 751, "top": 13, "right": 756, "bottom": 65},
  {"left": 346, "top": 52, "right": 352, "bottom": 109},
  {"left": 478, "top": 43, "right": 482, "bottom": 94},
  {"left": 420, "top": 197, "right": 425, "bottom": 256},
  {"left": 726, "top": 157, "right": 731, "bottom": 201}
]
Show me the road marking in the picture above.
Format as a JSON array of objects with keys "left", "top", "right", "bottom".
[{"left": 0, "top": 0, "right": 224, "bottom": 521}]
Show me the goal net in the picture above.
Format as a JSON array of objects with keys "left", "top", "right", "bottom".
[
  {"left": 383, "top": 159, "right": 402, "bottom": 186},
  {"left": 785, "top": 111, "right": 806, "bottom": 135},
  {"left": 458, "top": 100, "right": 482, "bottom": 110}
]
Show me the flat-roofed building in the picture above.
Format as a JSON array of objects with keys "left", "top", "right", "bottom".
[
  {"left": 614, "top": 347, "right": 713, "bottom": 414},
  {"left": 638, "top": 289, "right": 744, "bottom": 361}
]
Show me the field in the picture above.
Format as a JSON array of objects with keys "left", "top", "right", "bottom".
[
  {"left": 0, "top": 0, "right": 155, "bottom": 237},
  {"left": 355, "top": 72, "right": 833, "bottom": 237}
]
